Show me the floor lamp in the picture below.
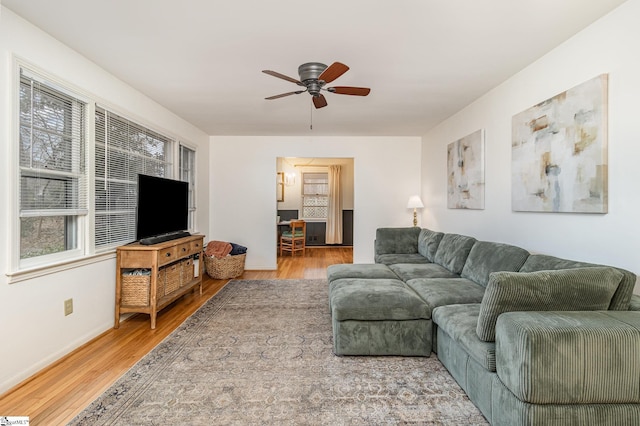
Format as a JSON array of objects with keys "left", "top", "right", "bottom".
[{"left": 407, "top": 196, "right": 424, "bottom": 227}]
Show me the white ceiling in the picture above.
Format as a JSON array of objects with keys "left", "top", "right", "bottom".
[{"left": 3, "top": 0, "right": 627, "bottom": 136}]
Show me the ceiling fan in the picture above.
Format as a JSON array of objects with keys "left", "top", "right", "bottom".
[{"left": 262, "top": 62, "right": 371, "bottom": 109}]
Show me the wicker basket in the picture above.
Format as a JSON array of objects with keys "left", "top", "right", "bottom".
[
  {"left": 121, "top": 268, "right": 165, "bottom": 306},
  {"left": 121, "top": 267, "right": 169, "bottom": 306},
  {"left": 181, "top": 258, "right": 194, "bottom": 285},
  {"left": 164, "top": 263, "right": 181, "bottom": 294},
  {"left": 205, "top": 253, "right": 246, "bottom": 279},
  {"left": 156, "top": 268, "right": 166, "bottom": 299},
  {"left": 121, "top": 273, "right": 150, "bottom": 306}
]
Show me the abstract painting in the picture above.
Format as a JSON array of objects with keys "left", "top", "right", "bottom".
[
  {"left": 447, "top": 129, "right": 485, "bottom": 209},
  {"left": 512, "top": 75, "right": 608, "bottom": 213}
]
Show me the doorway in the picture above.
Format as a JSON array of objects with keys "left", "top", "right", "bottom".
[{"left": 276, "top": 157, "right": 354, "bottom": 249}]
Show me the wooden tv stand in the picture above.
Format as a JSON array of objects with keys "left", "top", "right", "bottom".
[{"left": 114, "top": 234, "right": 204, "bottom": 329}]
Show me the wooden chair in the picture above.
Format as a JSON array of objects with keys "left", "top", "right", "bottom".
[{"left": 280, "top": 220, "right": 306, "bottom": 256}]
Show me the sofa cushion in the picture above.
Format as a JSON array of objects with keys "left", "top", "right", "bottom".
[
  {"left": 389, "top": 263, "right": 459, "bottom": 282},
  {"left": 476, "top": 267, "right": 624, "bottom": 342},
  {"left": 432, "top": 304, "right": 496, "bottom": 372},
  {"left": 406, "top": 277, "right": 485, "bottom": 310},
  {"left": 418, "top": 228, "right": 444, "bottom": 262},
  {"left": 461, "top": 241, "right": 530, "bottom": 287},
  {"left": 375, "top": 253, "right": 431, "bottom": 265},
  {"left": 520, "top": 254, "right": 636, "bottom": 311},
  {"left": 327, "top": 264, "right": 398, "bottom": 282},
  {"left": 374, "top": 227, "right": 421, "bottom": 255},
  {"left": 433, "top": 233, "right": 477, "bottom": 274},
  {"left": 330, "top": 278, "right": 431, "bottom": 321}
]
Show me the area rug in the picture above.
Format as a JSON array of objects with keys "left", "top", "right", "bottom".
[{"left": 70, "top": 279, "right": 488, "bottom": 425}]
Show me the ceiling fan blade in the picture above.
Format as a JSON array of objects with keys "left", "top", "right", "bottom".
[
  {"left": 313, "top": 94, "right": 328, "bottom": 109},
  {"left": 265, "top": 90, "right": 305, "bottom": 100},
  {"left": 262, "top": 70, "right": 303, "bottom": 86},
  {"left": 318, "top": 62, "right": 349, "bottom": 83},
  {"left": 329, "top": 86, "right": 371, "bottom": 96}
]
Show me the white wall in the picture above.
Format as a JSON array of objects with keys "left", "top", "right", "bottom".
[
  {"left": 0, "top": 8, "right": 210, "bottom": 393},
  {"left": 421, "top": 0, "right": 640, "bottom": 291},
  {"left": 211, "top": 136, "right": 422, "bottom": 268}
]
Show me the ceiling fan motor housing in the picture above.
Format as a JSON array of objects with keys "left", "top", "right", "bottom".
[
  {"left": 263, "top": 61, "right": 369, "bottom": 107},
  {"left": 298, "top": 62, "right": 327, "bottom": 95}
]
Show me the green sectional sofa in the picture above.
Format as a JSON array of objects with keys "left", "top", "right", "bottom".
[{"left": 327, "top": 227, "right": 640, "bottom": 425}]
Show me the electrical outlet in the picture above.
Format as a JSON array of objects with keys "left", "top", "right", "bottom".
[{"left": 64, "top": 298, "right": 73, "bottom": 316}]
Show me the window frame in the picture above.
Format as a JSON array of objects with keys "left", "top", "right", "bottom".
[
  {"left": 179, "top": 142, "right": 197, "bottom": 231},
  {"left": 13, "top": 64, "right": 91, "bottom": 273}
]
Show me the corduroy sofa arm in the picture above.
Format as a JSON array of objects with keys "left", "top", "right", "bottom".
[
  {"left": 495, "top": 310, "right": 640, "bottom": 405},
  {"left": 629, "top": 294, "right": 640, "bottom": 311}
]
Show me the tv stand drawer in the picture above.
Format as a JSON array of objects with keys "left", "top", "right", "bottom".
[
  {"left": 177, "top": 242, "right": 191, "bottom": 257},
  {"left": 158, "top": 246, "right": 178, "bottom": 266}
]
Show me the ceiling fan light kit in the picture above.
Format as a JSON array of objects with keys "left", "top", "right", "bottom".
[{"left": 262, "top": 61, "right": 371, "bottom": 109}]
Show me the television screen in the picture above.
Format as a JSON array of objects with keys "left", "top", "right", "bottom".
[{"left": 136, "top": 174, "right": 189, "bottom": 241}]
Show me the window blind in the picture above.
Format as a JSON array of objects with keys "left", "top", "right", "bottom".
[
  {"left": 302, "top": 172, "right": 329, "bottom": 219},
  {"left": 95, "top": 108, "right": 172, "bottom": 249},
  {"left": 19, "top": 69, "right": 87, "bottom": 259}
]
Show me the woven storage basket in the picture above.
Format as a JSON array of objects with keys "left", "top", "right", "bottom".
[
  {"left": 121, "top": 274, "right": 150, "bottom": 306},
  {"left": 205, "top": 253, "right": 246, "bottom": 279},
  {"left": 164, "top": 263, "right": 181, "bottom": 294},
  {"left": 156, "top": 268, "right": 166, "bottom": 299},
  {"left": 181, "top": 258, "right": 194, "bottom": 285}
]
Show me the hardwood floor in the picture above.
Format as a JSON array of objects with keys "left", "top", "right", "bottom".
[{"left": 0, "top": 246, "right": 352, "bottom": 425}]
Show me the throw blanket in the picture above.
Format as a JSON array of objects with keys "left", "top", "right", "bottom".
[
  {"left": 205, "top": 240, "right": 232, "bottom": 258},
  {"left": 230, "top": 243, "right": 247, "bottom": 255}
]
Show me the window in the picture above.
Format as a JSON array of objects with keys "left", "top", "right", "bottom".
[
  {"left": 11, "top": 65, "right": 197, "bottom": 277},
  {"left": 302, "top": 172, "right": 328, "bottom": 220},
  {"left": 179, "top": 144, "right": 196, "bottom": 230},
  {"left": 94, "top": 108, "right": 173, "bottom": 250},
  {"left": 18, "top": 69, "right": 87, "bottom": 262}
]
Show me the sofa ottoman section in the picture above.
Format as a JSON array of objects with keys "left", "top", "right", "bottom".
[
  {"left": 327, "top": 264, "right": 401, "bottom": 311},
  {"left": 327, "top": 263, "right": 399, "bottom": 283},
  {"left": 330, "top": 278, "right": 432, "bottom": 356}
]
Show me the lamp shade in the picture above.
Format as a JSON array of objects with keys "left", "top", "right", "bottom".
[{"left": 407, "top": 196, "right": 424, "bottom": 209}]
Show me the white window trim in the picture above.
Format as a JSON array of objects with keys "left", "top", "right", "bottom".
[
  {"left": 9, "top": 59, "right": 94, "bottom": 275},
  {"left": 179, "top": 141, "right": 198, "bottom": 234}
]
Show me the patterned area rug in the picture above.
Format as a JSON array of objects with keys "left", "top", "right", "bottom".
[{"left": 70, "top": 279, "right": 488, "bottom": 425}]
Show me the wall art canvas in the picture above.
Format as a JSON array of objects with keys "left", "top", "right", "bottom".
[
  {"left": 447, "top": 129, "right": 485, "bottom": 209},
  {"left": 512, "top": 74, "right": 608, "bottom": 213}
]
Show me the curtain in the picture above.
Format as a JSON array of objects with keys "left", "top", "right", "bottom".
[{"left": 326, "top": 165, "right": 342, "bottom": 244}]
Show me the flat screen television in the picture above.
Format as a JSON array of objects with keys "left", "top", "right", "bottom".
[{"left": 136, "top": 174, "right": 189, "bottom": 243}]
